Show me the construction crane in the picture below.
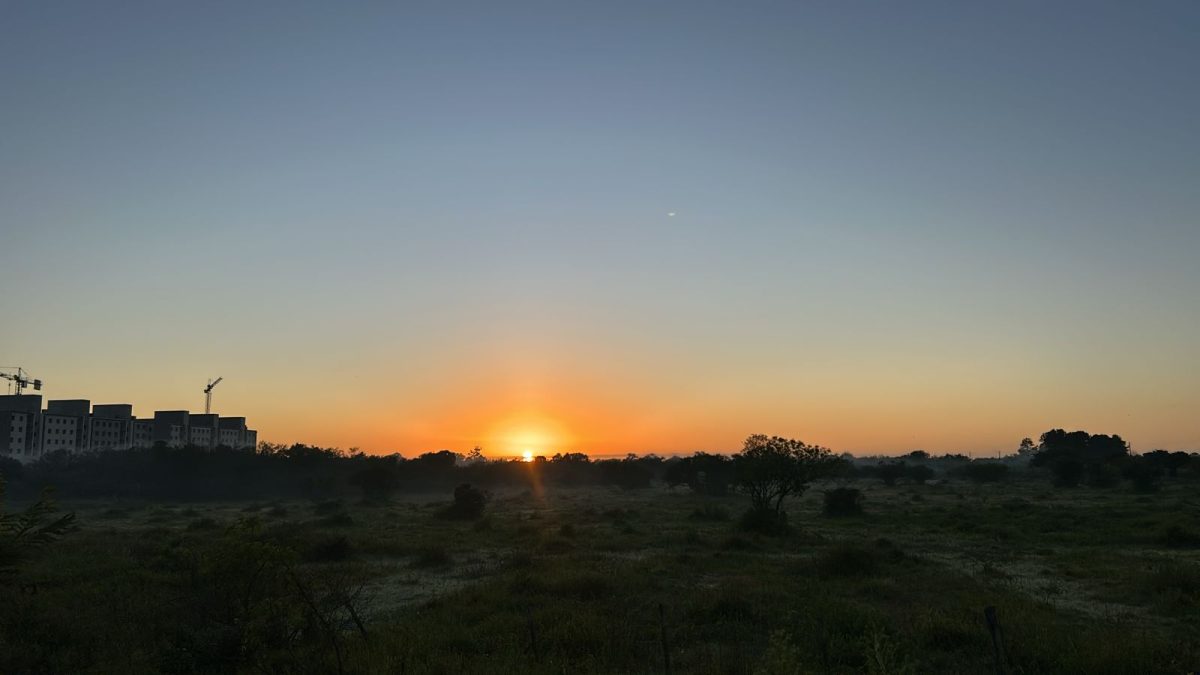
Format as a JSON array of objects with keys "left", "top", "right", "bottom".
[
  {"left": 0, "top": 367, "right": 42, "bottom": 396},
  {"left": 203, "top": 377, "right": 223, "bottom": 414}
]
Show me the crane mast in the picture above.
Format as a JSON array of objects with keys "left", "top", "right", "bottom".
[{"left": 203, "top": 377, "right": 223, "bottom": 414}]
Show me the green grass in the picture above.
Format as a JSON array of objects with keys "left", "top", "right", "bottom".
[{"left": 3, "top": 479, "right": 1198, "bottom": 673}]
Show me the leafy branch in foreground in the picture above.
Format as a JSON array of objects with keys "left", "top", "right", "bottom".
[{"left": 0, "top": 475, "right": 76, "bottom": 576}]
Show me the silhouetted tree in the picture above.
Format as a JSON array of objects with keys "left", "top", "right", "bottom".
[
  {"left": 1142, "top": 450, "right": 1192, "bottom": 477},
  {"left": 347, "top": 456, "right": 399, "bottom": 502},
  {"left": 1030, "top": 429, "right": 1130, "bottom": 487},
  {"left": 1051, "top": 459, "right": 1085, "bottom": 487},
  {"left": 876, "top": 461, "right": 907, "bottom": 486},
  {"left": 733, "top": 435, "right": 840, "bottom": 532},
  {"left": 664, "top": 452, "right": 734, "bottom": 496},
  {"left": 957, "top": 461, "right": 1008, "bottom": 483},
  {"left": 907, "top": 464, "right": 935, "bottom": 484},
  {"left": 1018, "top": 437, "right": 1036, "bottom": 456},
  {"left": 1122, "top": 457, "right": 1161, "bottom": 493}
]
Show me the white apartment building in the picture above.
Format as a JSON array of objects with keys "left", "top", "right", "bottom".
[{"left": 0, "top": 395, "right": 257, "bottom": 463}]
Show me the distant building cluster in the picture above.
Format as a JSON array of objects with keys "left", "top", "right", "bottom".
[{"left": 0, "top": 395, "right": 257, "bottom": 463}]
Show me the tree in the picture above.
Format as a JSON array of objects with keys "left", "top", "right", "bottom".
[
  {"left": 347, "top": 456, "right": 398, "bottom": 502},
  {"left": 876, "top": 461, "right": 907, "bottom": 486},
  {"left": 733, "top": 435, "right": 840, "bottom": 531},
  {"left": 664, "top": 452, "right": 734, "bottom": 496},
  {"left": 1017, "top": 438, "right": 1036, "bottom": 456},
  {"left": 907, "top": 464, "right": 935, "bottom": 484},
  {"left": 1030, "top": 429, "right": 1131, "bottom": 487},
  {"left": 1051, "top": 459, "right": 1085, "bottom": 487},
  {"left": 958, "top": 461, "right": 1008, "bottom": 483}
]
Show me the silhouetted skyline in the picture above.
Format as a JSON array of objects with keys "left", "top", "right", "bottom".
[{"left": 3, "top": 2, "right": 1198, "bottom": 456}]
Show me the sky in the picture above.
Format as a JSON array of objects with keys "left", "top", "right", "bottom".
[{"left": 2, "top": 1, "right": 1198, "bottom": 457}]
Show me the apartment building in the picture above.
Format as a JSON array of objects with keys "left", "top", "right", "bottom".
[{"left": 0, "top": 395, "right": 257, "bottom": 463}]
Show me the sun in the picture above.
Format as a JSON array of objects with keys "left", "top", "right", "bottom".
[{"left": 522, "top": 449, "right": 534, "bottom": 462}]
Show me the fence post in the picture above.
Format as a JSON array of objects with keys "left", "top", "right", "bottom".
[
  {"left": 526, "top": 608, "right": 541, "bottom": 663},
  {"left": 983, "top": 605, "right": 1006, "bottom": 675},
  {"left": 659, "top": 602, "right": 672, "bottom": 675}
]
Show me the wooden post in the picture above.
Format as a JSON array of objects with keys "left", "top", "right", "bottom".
[
  {"left": 659, "top": 603, "right": 672, "bottom": 675},
  {"left": 526, "top": 609, "right": 541, "bottom": 662},
  {"left": 984, "top": 605, "right": 1006, "bottom": 675}
]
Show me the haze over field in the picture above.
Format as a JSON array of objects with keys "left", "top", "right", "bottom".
[{"left": 3, "top": 2, "right": 1198, "bottom": 456}]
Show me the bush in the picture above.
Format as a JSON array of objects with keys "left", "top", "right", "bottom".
[
  {"left": 907, "top": 464, "right": 935, "bottom": 484},
  {"left": 305, "top": 535, "right": 353, "bottom": 562},
  {"left": 689, "top": 503, "right": 730, "bottom": 521},
  {"left": 739, "top": 507, "right": 789, "bottom": 535},
  {"left": 876, "top": 461, "right": 907, "bottom": 486},
  {"left": 960, "top": 462, "right": 1008, "bottom": 483},
  {"left": 1164, "top": 525, "right": 1200, "bottom": 549},
  {"left": 411, "top": 546, "right": 451, "bottom": 568},
  {"left": 317, "top": 512, "right": 354, "bottom": 527},
  {"left": 312, "top": 500, "right": 344, "bottom": 516},
  {"left": 814, "top": 542, "right": 877, "bottom": 577},
  {"left": 437, "top": 483, "right": 487, "bottom": 520},
  {"left": 823, "top": 487, "right": 864, "bottom": 517},
  {"left": 186, "top": 517, "right": 218, "bottom": 531}
]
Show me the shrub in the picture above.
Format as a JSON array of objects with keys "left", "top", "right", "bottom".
[
  {"left": 876, "top": 461, "right": 907, "bottom": 486},
  {"left": 873, "top": 537, "right": 905, "bottom": 562},
  {"left": 823, "top": 487, "right": 864, "bottom": 517},
  {"left": 755, "top": 630, "right": 805, "bottom": 675},
  {"left": 814, "top": 542, "right": 877, "bottom": 577},
  {"left": 411, "top": 546, "right": 451, "bottom": 568},
  {"left": 305, "top": 535, "right": 353, "bottom": 562},
  {"left": 689, "top": 503, "right": 730, "bottom": 521},
  {"left": 186, "top": 517, "right": 218, "bottom": 531},
  {"left": 436, "top": 483, "right": 487, "bottom": 520},
  {"left": 907, "top": 464, "right": 935, "bottom": 484},
  {"left": 961, "top": 462, "right": 1008, "bottom": 483},
  {"left": 739, "top": 507, "right": 789, "bottom": 534},
  {"left": 1142, "top": 561, "right": 1200, "bottom": 610},
  {"left": 720, "top": 535, "right": 759, "bottom": 551},
  {"left": 1164, "top": 525, "right": 1200, "bottom": 549},
  {"left": 312, "top": 500, "right": 344, "bottom": 516},
  {"left": 318, "top": 512, "right": 354, "bottom": 527}
]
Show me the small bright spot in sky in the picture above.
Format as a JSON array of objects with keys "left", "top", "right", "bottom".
[
  {"left": 667, "top": 212, "right": 676, "bottom": 217},
  {"left": 522, "top": 449, "right": 534, "bottom": 462}
]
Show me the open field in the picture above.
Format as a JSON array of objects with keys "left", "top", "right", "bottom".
[{"left": 5, "top": 476, "right": 1198, "bottom": 674}]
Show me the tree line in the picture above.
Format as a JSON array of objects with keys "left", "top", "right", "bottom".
[{"left": 1, "top": 429, "right": 1195, "bottom": 506}]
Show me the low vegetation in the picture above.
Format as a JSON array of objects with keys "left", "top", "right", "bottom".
[{"left": 0, "top": 431, "right": 1197, "bottom": 673}]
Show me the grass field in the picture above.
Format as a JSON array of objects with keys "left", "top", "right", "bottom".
[{"left": 8, "top": 477, "right": 1200, "bottom": 674}]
